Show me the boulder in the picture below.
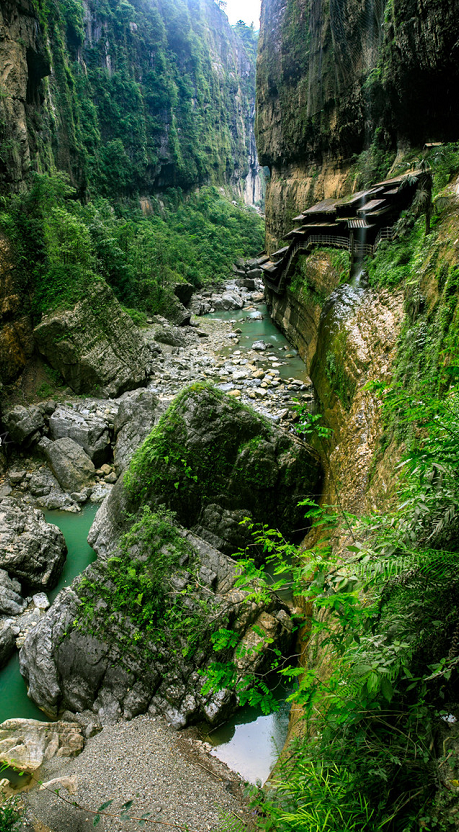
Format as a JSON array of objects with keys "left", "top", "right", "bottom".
[
  {"left": 152, "top": 322, "right": 187, "bottom": 348},
  {"left": 0, "top": 719, "right": 84, "bottom": 771},
  {"left": 3, "top": 405, "right": 45, "bottom": 447},
  {"left": 20, "top": 516, "right": 294, "bottom": 725},
  {"left": 113, "top": 389, "right": 164, "bottom": 475},
  {"left": 211, "top": 292, "right": 244, "bottom": 311},
  {"left": 252, "top": 340, "right": 267, "bottom": 351},
  {"left": 166, "top": 295, "right": 192, "bottom": 326},
  {"left": 40, "top": 437, "right": 96, "bottom": 494},
  {"left": 33, "top": 281, "right": 152, "bottom": 397},
  {"left": 89, "top": 383, "right": 322, "bottom": 557},
  {"left": 0, "top": 498, "right": 66, "bottom": 590},
  {"left": 0, "top": 569, "right": 26, "bottom": 615},
  {"left": 49, "top": 406, "right": 111, "bottom": 467}
]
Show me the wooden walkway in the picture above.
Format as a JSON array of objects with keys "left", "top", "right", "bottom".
[{"left": 260, "top": 170, "right": 429, "bottom": 295}]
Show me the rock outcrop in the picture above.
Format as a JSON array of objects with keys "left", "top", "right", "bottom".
[
  {"left": 0, "top": 498, "right": 66, "bottom": 590},
  {"left": 19, "top": 386, "right": 320, "bottom": 726},
  {"left": 48, "top": 405, "right": 111, "bottom": 467},
  {"left": 33, "top": 282, "right": 153, "bottom": 397},
  {"left": 89, "top": 383, "right": 322, "bottom": 557},
  {"left": 0, "top": 719, "right": 84, "bottom": 771},
  {"left": 20, "top": 517, "right": 293, "bottom": 726},
  {"left": 113, "top": 389, "right": 164, "bottom": 476},
  {"left": 257, "top": 0, "right": 459, "bottom": 250},
  {"left": 40, "top": 437, "right": 96, "bottom": 495}
]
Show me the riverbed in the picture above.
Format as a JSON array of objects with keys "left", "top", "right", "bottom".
[{"left": 0, "top": 292, "right": 311, "bottom": 784}]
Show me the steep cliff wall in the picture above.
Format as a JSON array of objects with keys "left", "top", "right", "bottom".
[
  {"left": 257, "top": 0, "right": 459, "bottom": 250},
  {"left": 0, "top": 0, "right": 262, "bottom": 200}
]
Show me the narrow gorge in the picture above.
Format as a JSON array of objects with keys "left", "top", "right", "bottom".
[{"left": 0, "top": 0, "right": 459, "bottom": 830}]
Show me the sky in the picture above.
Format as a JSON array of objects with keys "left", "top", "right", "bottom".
[{"left": 224, "top": 0, "right": 261, "bottom": 27}]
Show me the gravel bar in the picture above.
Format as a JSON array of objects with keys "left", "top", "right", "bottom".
[{"left": 21, "top": 714, "right": 254, "bottom": 832}]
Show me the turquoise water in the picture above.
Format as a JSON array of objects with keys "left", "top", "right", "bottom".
[
  {"left": 0, "top": 503, "right": 98, "bottom": 724},
  {"left": 206, "top": 304, "right": 310, "bottom": 382}
]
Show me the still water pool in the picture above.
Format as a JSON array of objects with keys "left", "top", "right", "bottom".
[{"left": 204, "top": 688, "right": 291, "bottom": 784}]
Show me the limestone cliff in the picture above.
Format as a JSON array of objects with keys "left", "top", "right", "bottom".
[
  {"left": 257, "top": 0, "right": 459, "bottom": 249},
  {"left": 0, "top": 0, "right": 262, "bottom": 201}
]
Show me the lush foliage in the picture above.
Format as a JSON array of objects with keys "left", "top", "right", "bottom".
[
  {"left": 76, "top": 506, "right": 215, "bottom": 662},
  {"left": 201, "top": 384, "right": 459, "bottom": 831},
  {"left": 9, "top": 0, "right": 258, "bottom": 199},
  {"left": 0, "top": 174, "right": 263, "bottom": 316}
]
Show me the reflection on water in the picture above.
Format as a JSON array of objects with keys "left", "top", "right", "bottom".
[
  {"left": 203, "top": 687, "right": 292, "bottom": 784},
  {"left": 0, "top": 503, "right": 98, "bottom": 724},
  {"left": 206, "top": 304, "right": 310, "bottom": 382}
]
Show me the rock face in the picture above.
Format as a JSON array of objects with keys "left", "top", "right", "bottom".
[
  {"left": 3, "top": 405, "right": 45, "bottom": 447},
  {"left": 20, "top": 518, "right": 293, "bottom": 726},
  {"left": 0, "top": 498, "right": 66, "bottom": 590},
  {"left": 33, "top": 282, "right": 153, "bottom": 397},
  {"left": 0, "top": 719, "right": 84, "bottom": 771},
  {"left": 0, "top": 619, "right": 16, "bottom": 670},
  {"left": 0, "top": 0, "right": 259, "bottom": 200},
  {"left": 257, "top": 0, "right": 459, "bottom": 249},
  {"left": 40, "top": 437, "right": 96, "bottom": 494},
  {"left": 0, "top": 569, "right": 26, "bottom": 615},
  {"left": 113, "top": 389, "right": 164, "bottom": 476},
  {"left": 19, "top": 387, "right": 319, "bottom": 726},
  {"left": 89, "top": 383, "right": 322, "bottom": 557},
  {"left": 266, "top": 251, "right": 347, "bottom": 369}
]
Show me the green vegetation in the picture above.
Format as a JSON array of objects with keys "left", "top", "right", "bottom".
[
  {"left": 0, "top": 798, "right": 22, "bottom": 832},
  {"left": 0, "top": 173, "right": 263, "bottom": 317},
  {"left": 76, "top": 506, "right": 214, "bottom": 662},
  {"left": 209, "top": 385, "right": 459, "bottom": 830},
  {"left": 5, "top": 0, "right": 258, "bottom": 199}
]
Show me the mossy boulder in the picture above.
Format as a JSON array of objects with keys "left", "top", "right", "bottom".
[{"left": 89, "top": 382, "right": 322, "bottom": 557}]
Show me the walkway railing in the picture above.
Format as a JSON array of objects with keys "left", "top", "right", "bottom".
[{"left": 263, "top": 225, "right": 397, "bottom": 295}]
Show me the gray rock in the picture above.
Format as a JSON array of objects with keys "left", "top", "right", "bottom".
[
  {"left": 152, "top": 323, "right": 187, "bottom": 348},
  {"left": 89, "top": 483, "right": 113, "bottom": 503},
  {"left": 89, "top": 384, "right": 322, "bottom": 555},
  {"left": 33, "top": 281, "right": 152, "bottom": 397},
  {"left": 49, "top": 407, "right": 111, "bottom": 467},
  {"left": 32, "top": 593, "right": 50, "bottom": 611},
  {"left": 0, "top": 718, "right": 84, "bottom": 771},
  {"left": 0, "top": 498, "right": 66, "bottom": 590},
  {"left": 41, "top": 437, "right": 96, "bottom": 494},
  {"left": 0, "top": 619, "right": 16, "bottom": 669},
  {"left": 113, "top": 389, "right": 164, "bottom": 475},
  {"left": 211, "top": 293, "right": 244, "bottom": 311},
  {"left": 3, "top": 406, "right": 45, "bottom": 447},
  {"left": 252, "top": 340, "right": 267, "bottom": 351},
  {"left": 20, "top": 517, "right": 293, "bottom": 726},
  {"left": 246, "top": 268, "right": 263, "bottom": 279},
  {"left": 0, "top": 569, "right": 26, "bottom": 615}
]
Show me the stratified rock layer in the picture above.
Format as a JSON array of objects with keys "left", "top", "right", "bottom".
[
  {"left": 33, "top": 282, "right": 152, "bottom": 397},
  {"left": 0, "top": 719, "right": 84, "bottom": 771}
]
